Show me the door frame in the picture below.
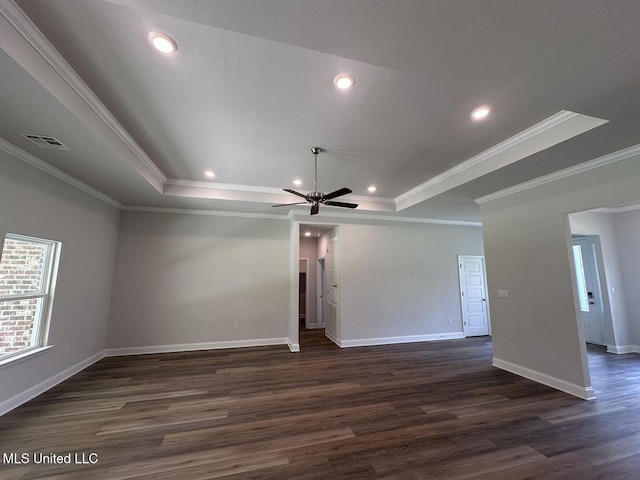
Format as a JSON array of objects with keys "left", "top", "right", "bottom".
[
  {"left": 458, "top": 255, "right": 491, "bottom": 337},
  {"left": 299, "top": 258, "right": 310, "bottom": 329},
  {"left": 317, "top": 257, "right": 326, "bottom": 328},
  {"left": 571, "top": 235, "right": 607, "bottom": 345}
]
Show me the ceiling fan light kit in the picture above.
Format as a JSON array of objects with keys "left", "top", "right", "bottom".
[{"left": 273, "top": 147, "right": 358, "bottom": 215}]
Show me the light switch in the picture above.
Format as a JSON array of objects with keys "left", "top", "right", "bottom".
[{"left": 498, "top": 290, "right": 509, "bottom": 299}]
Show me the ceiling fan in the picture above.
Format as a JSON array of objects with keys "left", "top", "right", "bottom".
[{"left": 273, "top": 147, "right": 358, "bottom": 215}]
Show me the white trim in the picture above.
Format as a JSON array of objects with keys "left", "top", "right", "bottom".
[
  {"left": 492, "top": 357, "right": 596, "bottom": 400},
  {"left": 121, "top": 205, "right": 289, "bottom": 220},
  {"left": 287, "top": 339, "right": 300, "bottom": 352},
  {"left": 397, "top": 111, "right": 608, "bottom": 210},
  {"left": 0, "top": 350, "right": 104, "bottom": 417},
  {"left": 316, "top": 257, "right": 326, "bottom": 330},
  {"left": 0, "top": 345, "right": 52, "bottom": 368},
  {"left": 0, "top": 0, "right": 166, "bottom": 190},
  {"left": 165, "top": 178, "right": 285, "bottom": 194},
  {"left": 476, "top": 143, "right": 640, "bottom": 204},
  {"left": 299, "top": 258, "right": 310, "bottom": 329},
  {"left": 289, "top": 210, "right": 482, "bottom": 227},
  {"left": 335, "top": 332, "right": 464, "bottom": 348},
  {"left": 104, "top": 338, "right": 290, "bottom": 357},
  {"left": 0, "top": 138, "right": 122, "bottom": 209},
  {"left": 164, "top": 180, "right": 396, "bottom": 204},
  {"left": 592, "top": 203, "right": 640, "bottom": 214},
  {"left": 121, "top": 205, "right": 483, "bottom": 225},
  {"left": 607, "top": 345, "right": 640, "bottom": 354},
  {"left": 325, "top": 329, "right": 341, "bottom": 347}
]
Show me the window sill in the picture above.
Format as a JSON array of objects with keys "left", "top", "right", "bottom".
[{"left": 0, "top": 345, "right": 54, "bottom": 368}]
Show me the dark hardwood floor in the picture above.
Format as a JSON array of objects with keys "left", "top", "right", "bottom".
[{"left": 1, "top": 332, "right": 639, "bottom": 479}]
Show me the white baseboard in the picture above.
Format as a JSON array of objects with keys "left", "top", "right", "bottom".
[
  {"left": 493, "top": 357, "right": 595, "bottom": 400},
  {"left": 104, "top": 338, "right": 290, "bottom": 357},
  {"left": 0, "top": 350, "right": 105, "bottom": 417},
  {"left": 332, "top": 332, "right": 464, "bottom": 348},
  {"left": 325, "top": 330, "right": 340, "bottom": 346},
  {"left": 607, "top": 344, "right": 640, "bottom": 354},
  {"left": 287, "top": 338, "right": 300, "bottom": 352}
]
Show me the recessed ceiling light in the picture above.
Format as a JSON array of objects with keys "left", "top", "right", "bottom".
[
  {"left": 304, "top": 232, "right": 311, "bottom": 237},
  {"left": 471, "top": 106, "right": 491, "bottom": 121},
  {"left": 367, "top": 185, "right": 377, "bottom": 193},
  {"left": 148, "top": 32, "right": 177, "bottom": 54},
  {"left": 203, "top": 170, "right": 216, "bottom": 178},
  {"left": 334, "top": 73, "right": 356, "bottom": 90},
  {"left": 292, "top": 178, "right": 303, "bottom": 186}
]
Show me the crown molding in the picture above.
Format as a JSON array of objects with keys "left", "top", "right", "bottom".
[
  {"left": 0, "top": 137, "right": 122, "bottom": 209},
  {"left": 475, "top": 143, "right": 640, "bottom": 205},
  {"left": 164, "top": 178, "right": 395, "bottom": 204},
  {"left": 0, "top": 0, "right": 166, "bottom": 192},
  {"left": 288, "top": 209, "right": 481, "bottom": 227},
  {"left": 1, "top": 132, "right": 481, "bottom": 225},
  {"left": 164, "top": 178, "right": 285, "bottom": 195},
  {"left": 121, "top": 205, "right": 289, "bottom": 220},
  {"left": 395, "top": 111, "right": 608, "bottom": 211},
  {"left": 163, "top": 179, "right": 396, "bottom": 214},
  {"left": 592, "top": 203, "right": 640, "bottom": 214}
]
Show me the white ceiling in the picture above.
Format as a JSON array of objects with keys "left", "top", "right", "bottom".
[{"left": 2, "top": 0, "right": 640, "bottom": 221}]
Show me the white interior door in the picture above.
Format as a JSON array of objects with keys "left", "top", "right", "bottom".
[
  {"left": 458, "top": 256, "right": 490, "bottom": 337},
  {"left": 325, "top": 236, "right": 338, "bottom": 338},
  {"left": 317, "top": 257, "right": 326, "bottom": 328},
  {"left": 572, "top": 237, "right": 605, "bottom": 345}
]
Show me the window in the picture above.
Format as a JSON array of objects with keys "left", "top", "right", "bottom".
[
  {"left": 0, "top": 234, "right": 61, "bottom": 363},
  {"left": 572, "top": 244, "right": 590, "bottom": 313}
]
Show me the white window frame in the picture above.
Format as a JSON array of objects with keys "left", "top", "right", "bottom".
[{"left": 0, "top": 233, "right": 61, "bottom": 366}]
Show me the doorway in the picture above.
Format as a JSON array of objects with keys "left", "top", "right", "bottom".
[
  {"left": 458, "top": 255, "right": 491, "bottom": 337},
  {"left": 299, "top": 258, "right": 309, "bottom": 329},
  {"left": 296, "top": 223, "right": 338, "bottom": 349},
  {"left": 571, "top": 235, "right": 605, "bottom": 345}
]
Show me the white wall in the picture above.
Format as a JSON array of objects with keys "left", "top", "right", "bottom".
[
  {"left": 569, "top": 210, "right": 630, "bottom": 347},
  {"left": 479, "top": 152, "right": 640, "bottom": 398},
  {"left": 0, "top": 153, "right": 119, "bottom": 413},
  {"left": 334, "top": 222, "right": 484, "bottom": 345},
  {"left": 107, "top": 211, "right": 290, "bottom": 353},
  {"left": 611, "top": 208, "right": 640, "bottom": 347}
]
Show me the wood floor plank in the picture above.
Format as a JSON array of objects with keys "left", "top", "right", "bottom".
[{"left": 1, "top": 333, "right": 639, "bottom": 479}]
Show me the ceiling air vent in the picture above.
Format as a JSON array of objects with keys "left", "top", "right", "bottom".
[{"left": 20, "top": 133, "right": 70, "bottom": 150}]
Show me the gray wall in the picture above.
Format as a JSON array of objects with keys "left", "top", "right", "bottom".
[
  {"left": 107, "top": 211, "right": 290, "bottom": 351},
  {"left": 336, "top": 222, "right": 484, "bottom": 343},
  {"left": 0, "top": 153, "right": 119, "bottom": 410},
  {"left": 480, "top": 153, "right": 640, "bottom": 397},
  {"left": 612, "top": 209, "right": 640, "bottom": 347}
]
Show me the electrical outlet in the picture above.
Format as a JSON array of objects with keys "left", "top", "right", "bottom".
[
  {"left": 233, "top": 322, "right": 239, "bottom": 330},
  {"left": 447, "top": 317, "right": 452, "bottom": 324},
  {"left": 64, "top": 344, "right": 70, "bottom": 354}
]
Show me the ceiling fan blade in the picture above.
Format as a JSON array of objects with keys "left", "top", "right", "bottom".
[
  {"left": 324, "top": 201, "right": 358, "bottom": 209},
  {"left": 272, "top": 202, "right": 309, "bottom": 207},
  {"left": 323, "top": 187, "right": 352, "bottom": 200},
  {"left": 283, "top": 188, "right": 308, "bottom": 199},
  {"left": 310, "top": 203, "right": 320, "bottom": 215}
]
